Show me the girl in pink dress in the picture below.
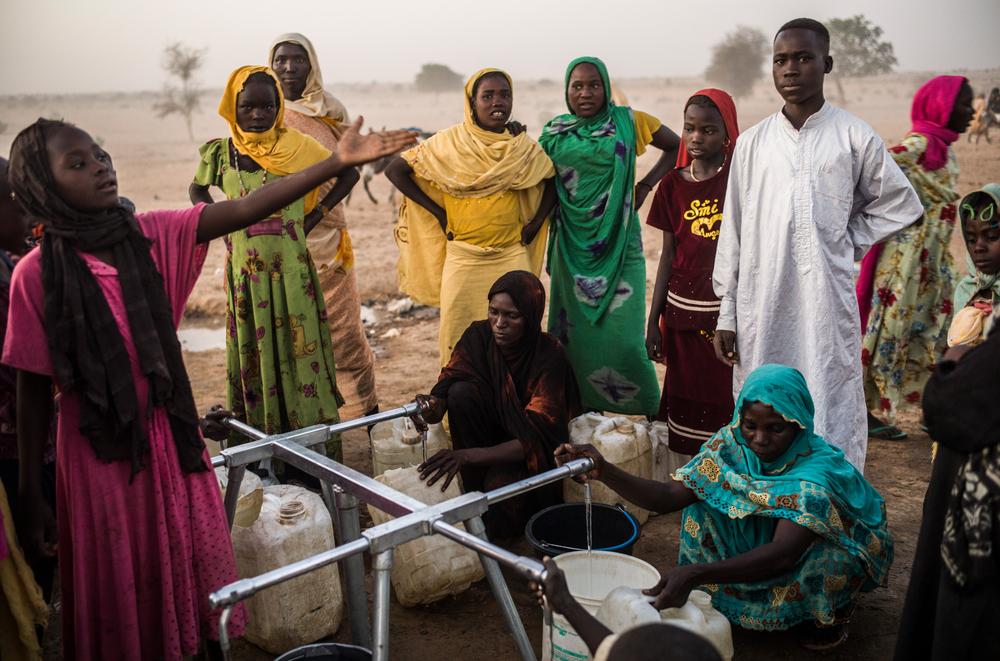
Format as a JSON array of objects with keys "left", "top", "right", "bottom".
[{"left": 3, "top": 117, "right": 414, "bottom": 659}]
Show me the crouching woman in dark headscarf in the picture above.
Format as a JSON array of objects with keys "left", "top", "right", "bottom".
[{"left": 414, "top": 270, "right": 582, "bottom": 539}]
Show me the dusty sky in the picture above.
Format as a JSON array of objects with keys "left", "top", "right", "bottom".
[{"left": 3, "top": 0, "right": 999, "bottom": 95}]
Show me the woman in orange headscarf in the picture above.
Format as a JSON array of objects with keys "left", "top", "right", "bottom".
[{"left": 645, "top": 89, "right": 740, "bottom": 456}]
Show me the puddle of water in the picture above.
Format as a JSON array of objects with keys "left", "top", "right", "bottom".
[{"left": 178, "top": 327, "right": 226, "bottom": 352}]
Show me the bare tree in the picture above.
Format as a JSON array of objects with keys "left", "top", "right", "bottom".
[
  {"left": 828, "top": 15, "right": 898, "bottom": 105},
  {"left": 705, "top": 27, "right": 769, "bottom": 99},
  {"left": 154, "top": 42, "right": 205, "bottom": 141}
]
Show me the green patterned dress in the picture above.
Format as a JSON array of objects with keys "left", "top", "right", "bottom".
[
  {"left": 194, "top": 139, "right": 342, "bottom": 456},
  {"left": 675, "top": 365, "right": 893, "bottom": 630},
  {"left": 540, "top": 57, "right": 661, "bottom": 415}
]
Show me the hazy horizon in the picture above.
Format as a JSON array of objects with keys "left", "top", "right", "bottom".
[{"left": 3, "top": 0, "right": 999, "bottom": 96}]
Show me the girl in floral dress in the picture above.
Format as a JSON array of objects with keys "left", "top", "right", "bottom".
[{"left": 191, "top": 66, "right": 353, "bottom": 457}]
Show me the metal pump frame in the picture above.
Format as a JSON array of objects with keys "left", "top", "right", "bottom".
[{"left": 208, "top": 404, "right": 592, "bottom": 661}]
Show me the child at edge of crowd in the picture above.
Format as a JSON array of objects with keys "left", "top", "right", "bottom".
[
  {"left": 190, "top": 66, "right": 357, "bottom": 465},
  {"left": 530, "top": 557, "right": 723, "bottom": 661},
  {"left": 4, "top": 116, "right": 414, "bottom": 659},
  {"left": 0, "top": 155, "right": 48, "bottom": 661},
  {"left": 645, "top": 89, "right": 740, "bottom": 457},
  {"left": 946, "top": 184, "right": 1000, "bottom": 347}
]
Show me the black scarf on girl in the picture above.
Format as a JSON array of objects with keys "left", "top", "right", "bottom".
[{"left": 8, "top": 119, "right": 205, "bottom": 477}]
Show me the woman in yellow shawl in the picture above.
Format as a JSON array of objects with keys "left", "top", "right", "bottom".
[
  {"left": 0, "top": 481, "right": 47, "bottom": 661},
  {"left": 268, "top": 33, "right": 378, "bottom": 421},
  {"left": 190, "top": 66, "right": 348, "bottom": 458},
  {"left": 386, "top": 69, "right": 556, "bottom": 365}
]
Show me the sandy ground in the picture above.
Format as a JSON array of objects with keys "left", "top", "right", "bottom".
[{"left": 5, "top": 69, "right": 1000, "bottom": 659}]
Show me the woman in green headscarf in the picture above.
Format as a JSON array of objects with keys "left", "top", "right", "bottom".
[
  {"left": 540, "top": 57, "right": 679, "bottom": 415},
  {"left": 557, "top": 364, "right": 893, "bottom": 651},
  {"left": 946, "top": 184, "right": 1000, "bottom": 347}
]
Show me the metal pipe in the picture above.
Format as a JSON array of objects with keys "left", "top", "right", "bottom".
[
  {"left": 273, "top": 441, "right": 427, "bottom": 517},
  {"left": 334, "top": 491, "right": 372, "bottom": 648},
  {"left": 432, "top": 520, "right": 547, "bottom": 584},
  {"left": 326, "top": 402, "right": 421, "bottom": 435},
  {"left": 372, "top": 550, "right": 394, "bottom": 661},
  {"left": 463, "top": 516, "right": 537, "bottom": 661},
  {"left": 218, "top": 605, "right": 233, "bottom": 659},
  {"left": 485, "top": 458, "right": 594, "bottom": 505},
  {"left": 208, "top": 537, "right": 369, "bottom": 609},
  {"left": 209, "top": 404, "right": 420, "bottom": 469},
  {"left": 221, "top": 417, "right": 268, "bottom": 441}
]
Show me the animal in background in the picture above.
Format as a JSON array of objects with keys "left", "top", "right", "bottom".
[
  {"left": 347, "top": 128, "right": 434, "bottom": 208},
  {"left": 968, "top": 87, "right": 1000, "bottom": 144}
]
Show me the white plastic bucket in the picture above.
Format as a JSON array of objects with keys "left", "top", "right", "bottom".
[{"left": 541, "top": 551, "right": 660, "bottom": 661}]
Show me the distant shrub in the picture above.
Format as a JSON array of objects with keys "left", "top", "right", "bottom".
[
  {"left": 705, "top": 26, "right": 769, "bottom": 99},
  {"left": 414, "top": 64, "right": 463, "bottom": 93}
]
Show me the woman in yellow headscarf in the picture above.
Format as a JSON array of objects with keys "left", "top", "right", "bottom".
[
  {"left": 268, "top": 34, "right": 378, "bottom": 421},
  {"left": 386, "top": 68, "right": 556, "bottom": 365},
  {"left": 190, "top": 66, "right": 351, "bottom": 458}
]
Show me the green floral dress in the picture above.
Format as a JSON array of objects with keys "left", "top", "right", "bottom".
[
  {"left": 194, "top": 139, "right": 342, "bottom": 456},
  {"left": 861, "top": 134, "right": 959, "bottom": 420}
]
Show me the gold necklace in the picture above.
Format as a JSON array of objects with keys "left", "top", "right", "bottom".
[{"left": 689, "top": 155, "right": 726, "bottom": 183}]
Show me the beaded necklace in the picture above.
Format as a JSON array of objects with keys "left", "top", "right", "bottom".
[{"left": 230, "top": 139, "right": 267, "bottom": 196}]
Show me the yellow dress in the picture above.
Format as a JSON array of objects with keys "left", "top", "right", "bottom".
[
  {"left": 0, "top": 482, "right": 47, "bottom": 661},
  {"left": 392, "top": 69, "right": 555, "bottom": 364}
]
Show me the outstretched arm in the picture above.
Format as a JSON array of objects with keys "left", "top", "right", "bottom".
[
  {"left": 644, "top": 518, "right": 817, "bottom": 608},
  {"left": 384, "top": 157, "right": 448, "bottom": 234},
  {"left": 555, "top": 443, "right": 698, "bottom": 514},
  {"left": 196, "top": 118, "right": 416, "bottom": 243}
]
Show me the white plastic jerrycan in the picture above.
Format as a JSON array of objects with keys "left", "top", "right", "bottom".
[
  {"left": 370, "top": 417, "right": 450, "bottom": 477},
  {"left": 214, "top": 466, "right": 263, "bottom": 528},
  {"left": 367, "top": 467, "right": 484, "bottom": 606},
  {"left": 646, "top": 421, "right": 692, "bottom": 485},
  {"left": 232, "top": 485, "right": 343, "bottom": 654},
  {"left": 595, "top": 587, "right": 734, "bottom": 661},
  {"left": 565, "top": 414, "right": 653, "bottom": 524}
]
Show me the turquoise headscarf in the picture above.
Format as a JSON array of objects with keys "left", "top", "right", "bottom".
[
  {"left": 954, "top": 183, "right": 1000, "bottom": 312},
  {"left": 674, "top": 364, "right": 892, "bottom": 584},
  {"left": 539, "top": 57, "right": 638, "bottom": 323}
]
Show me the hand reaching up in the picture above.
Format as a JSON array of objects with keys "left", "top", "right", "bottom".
[{"left": 337, "top": 117, "right": 418, "bottom": 167}]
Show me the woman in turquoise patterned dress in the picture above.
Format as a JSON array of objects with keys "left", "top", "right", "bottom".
[
  {"left": 539, "top": 57, "right": 679, "bottom": 415},
  {"left": 556, "top": 364, "right": 893, "bottom": 651},
  {"left": 190, "top": 66, "right": 347, "bottom": 457},
  {"left": 858, "top": 76, "right": 975, "bottom": 438}
]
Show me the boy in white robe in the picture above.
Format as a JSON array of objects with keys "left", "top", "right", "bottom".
[{"left": 712, "top": 18, "right": 923, "bottom": 471}]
